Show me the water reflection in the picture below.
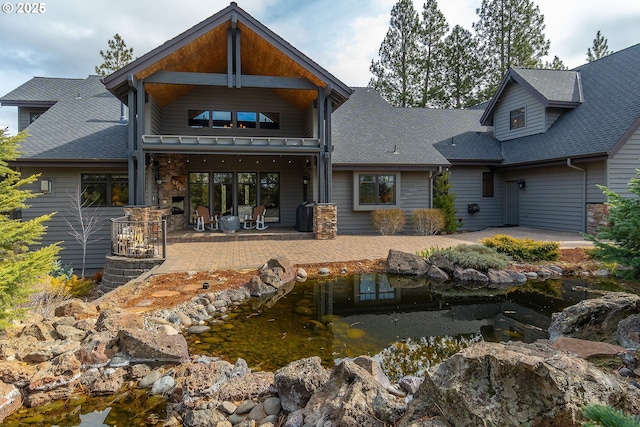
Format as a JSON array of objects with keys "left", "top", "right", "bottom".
[{"left": 189, "top": 274, "right": 603, "bottom": 379}]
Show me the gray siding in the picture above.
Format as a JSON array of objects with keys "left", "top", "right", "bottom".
[
  {"left": 333, "top": 170, "right": 431, "bottom": 235},
  {"left": 585, "top": 160, "right": 606, "bottom": 203},
  {"left": 19, "top": 107, "right": 49, "bottom": 132},
  {"left": 449, "top": 167, "right": 504, "bottom": 231},
  {"left": 149, "top": 95, "right": 162, "bottom": 135},
  {"left": 20, "top": 168, "right": 126, "bottom": 275},
  {"left": 502, "top": 166, "right": 584, "bottom": 232},
  {"left": 494, "top": 83, "right": 545, "bottom": 141},
  {"left": 545, "top": 108, "right": 564, "bottom": 131},
  {"left": 609, "top": 127, "right": 640, "bottom": 197},
  {"left": 161, "top": 86, "right": 306, "bottom": 137}
]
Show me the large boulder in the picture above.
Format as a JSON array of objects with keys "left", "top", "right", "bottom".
[
  {"left": 260, "top": 258, "right": 296, "bottom": 284},
  {"left": 55, "top": 299, "right": 98, "bottom": 319},
  {"left": 548, "top": 292, "right": 640, "bottom": 344},
  {"left": 0, "top": 381, "right": 21, "bottom": 423},
  {"left": 274, "top": 356, "right": 330, "bottom": 412},
  {"left": 95, "top": 308, "right": 144, "bottom": 333},
  {"left": 399, "top": 341, "right": 640, "bottom": 427},
  {"left": 300, "top": 359, "right": 406, "bottom": 426},
  {"left": 616, "top": 314, "right": 640, "bottom": 349},
  {"left": 387, "top": 250, "right": 429, "bottom": 276},
  {"left": 117, "top": 328, "right": 190, "bottom": 363}
]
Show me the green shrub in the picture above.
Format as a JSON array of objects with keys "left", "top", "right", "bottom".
[
  {"left": 411, "top": 208, "right": 445, "bottom": 235},
  {"left": 482, "top": 234, "right": 560, "bottom": 262},
  {"left": 582, "top": 403, "right": 640, "bottom": 426},
  {"left": 416, "top": 245, "right": 444, "bottom": 258},
  {"left": 433, "top": 170, "right": 459, "bottom": 233},
  {"left": 433, "top": 244, "right": 510, "bottom": 271},
  {"left": 371, "top": 209, "right": 405, "bottom": 235}
]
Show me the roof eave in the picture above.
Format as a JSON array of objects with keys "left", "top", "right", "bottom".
[{"left": 0, "top": 100, "right": 56, "bottom": 108}]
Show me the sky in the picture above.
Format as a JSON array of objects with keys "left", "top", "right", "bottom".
[{"left": 1, "top": 0, "right": 639, "bottom": 134}]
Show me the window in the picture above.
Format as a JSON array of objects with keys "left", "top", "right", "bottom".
[
  {"left": 355, "top": 173, "right": 398, "bottom": 209},
  {"left": 237, "top": 112, "right": 257, "bottom": 129},
  {"left": 510, "top": 107, "right": 525, "bottom": 130},
  {"left": 212, "top": 111, "right": 232, "bottom": 128},
  {"left": 30, "top": 112, "right": 44, "bottom": 123},
  {"left": 482, "top": 171, "right": 494, "bottom": 197},
  {"left": 188, "top": 110, "right": 210, "bottom": 128},
  {"left": 259, "top": 112, "right": 280, "bottom": 129},
  {"left": 81, "top": 174, "right": 128, "bottom": 207}
]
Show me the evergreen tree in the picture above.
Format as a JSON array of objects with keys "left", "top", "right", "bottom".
[
  {"left": 369, "top": 0, "right": 422, "bottom": 107},
  {"left": 586, "top": 30, "right": 613, "bottom": 62},
  {"left": 0, "top": 129, "right": 60, "bottom": 327},
  {"left": 442, "top": 25, "right": 485, "bottom": 108},
  {"left": 473, "top": 0, "right": 550, "bottom": 97},
  {"left": 417, "top": 0, "right": 449, "bottom": 108},
  {"left": 433, "top": 170, "right": 459, "bottom": 233},
  {"left": 95, "top": 33, "right": 134, "bottom": 76},
  {"left": 543, "top": 55, "right": 568, "bottom": 70}
]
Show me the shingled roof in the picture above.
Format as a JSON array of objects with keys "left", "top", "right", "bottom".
[
  {"left": 500, "top": 43, "right": 640, "bottom": 166},
  {"left": 1, "top": 76, "right": 128, "bottom": 161},
  {"left": 332, "top": 87, "right": 487, "bottom": 168}
]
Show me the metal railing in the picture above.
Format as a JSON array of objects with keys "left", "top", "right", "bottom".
[{"left": 111, "top": 216, "right": 167, "bottom": 259}]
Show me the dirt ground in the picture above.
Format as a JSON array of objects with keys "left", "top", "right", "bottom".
[{"left": 93, "top": 248, "right": 597, "bottom": 313}]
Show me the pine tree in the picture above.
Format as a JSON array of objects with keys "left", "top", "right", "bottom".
[
  {"left": 473, "top": 0, "right": 550, "bottom": 97},
  {"left": 442, "top": 25, "right": 485, "bottom": 108},
  {"left": 433, "top": 170, "right": 459, "bottom": 233},
  {"left": 543, "top": 55, "right": 568, "bottom": 70},
  {"left": 417, "top": 0, "right": 449, "bottom": 108},
  {"left": 0, "top": 129, "right": 60, "bottom": 327},
  {"left": 369, "top": 0, "right": 422, "bottom": 107},
  {"left": 586, "top": 30, "right": 613, "bottom": 62},
  {"left": 95, "top": 33, "right": 134, "bottom": 76}
]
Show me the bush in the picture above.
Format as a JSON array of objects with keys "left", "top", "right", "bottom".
[
  {"left": 432, "top": 244, "right": 510, "bottom": 271},
  {"left": 411, "top": 208, "right": 445, "bottom": 235},
  {"left": 582, "top": 404, "right": 640, "bottom": 426},
  {"left": 482, "top": 234, "right": 560, "bottom": 262},
  {"left": 371, "top": 209, "right": 405, "bottom": 235}
]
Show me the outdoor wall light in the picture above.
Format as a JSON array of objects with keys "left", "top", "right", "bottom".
[
  {"left": 518, "top": 178, "right": 526, "bottom": 189},
  {"left": 303, "top": 175, "right": 310, "bottom": 185},
  {"left": 40, "top": 178, "right": 52, "bottom": 194}
]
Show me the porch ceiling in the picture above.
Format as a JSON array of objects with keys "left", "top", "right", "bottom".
[{"left": 134, "top": 22, "right": 321, "bottom": 110}]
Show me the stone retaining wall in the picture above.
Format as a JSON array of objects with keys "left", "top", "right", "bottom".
[{"left": 100, "top": 256, "right": 164, "bottom": 294}]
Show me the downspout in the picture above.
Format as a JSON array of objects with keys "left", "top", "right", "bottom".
[{"left": 567, "top": 158, "right": 587, "bottom": 232}]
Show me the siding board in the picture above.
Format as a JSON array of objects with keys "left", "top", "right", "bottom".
[
  {"left": 609, "top": 127, "right": 640, "bottom": 197},
  {"left": 494, "top": 83, "right": 545, "bottom": 141},
  {"left": 450, "top": 167, "right": 504, "bottom": 230}
]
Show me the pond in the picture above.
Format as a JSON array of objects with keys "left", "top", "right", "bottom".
[
  {"left": 187, "top": 273, "right": 628, "bottom": 381},
  {"left": 7, "top": 273, "right": 638, "bottom": 426}
]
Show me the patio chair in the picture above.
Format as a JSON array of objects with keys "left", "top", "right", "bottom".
[
  {"left": 194, "top": 206, "right": 218, "bottom": 231},
  {"left": 243, "top": 205, "right": 268, "bottom": 230}
]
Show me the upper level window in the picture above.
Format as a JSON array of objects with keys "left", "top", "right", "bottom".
[
  {"left": 188, "top": 110, "right": 210, "bottom": 128},
  {"left": 82, "top": 173, "right": 128, "bottom": 207},
  {"left": 482, "top": 171, "right": 494, "bottom": 197},
  {"left": 510, "top": 107, "right": 525, "bottom": 130},
  {"left": 187, "top": 110, "right": 280, "bottom": 130},
  {"left": 30, "top": 112, "right": 44, "bottom": 123}
]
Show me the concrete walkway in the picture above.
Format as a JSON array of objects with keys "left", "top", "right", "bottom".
[{"left": 156, "top": 226, "right": 592, "bottom": 273}]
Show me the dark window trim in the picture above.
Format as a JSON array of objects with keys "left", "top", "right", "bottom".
[
  {"left": 81, "top": 173, "right": 128, "bottom": 207},
  {"left": 353, "top": 172, "right": 401, "bottom": 211},
  {"left": 510, "top": 107, "right": 525, "bottom": 130},
  {"left": 186, "top": 109, "right": 280, "bottom": 130},
  {"left": 482, "top": 171, "right": 494, "bottom": 198}
]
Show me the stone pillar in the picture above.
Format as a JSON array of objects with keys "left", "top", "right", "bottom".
[
  {"left": 157, "top": 154, "right": 188, "bottom": 231},
  {"left": 586, "top": 203, "right": 610, "bottom": 235},
  {"left": 313, "top": 203, "right": 337, "bottom": 240}
]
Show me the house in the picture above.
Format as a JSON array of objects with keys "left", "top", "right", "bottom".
[{"left": 2, "top": 2, "right": 639, "bottom": 273}]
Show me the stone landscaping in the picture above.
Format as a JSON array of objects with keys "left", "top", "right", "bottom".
[{"left": 0, "top": 250, "right": 638, "bottom": 426}]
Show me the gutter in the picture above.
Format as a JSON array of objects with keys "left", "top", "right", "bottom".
[{"left": 566, "top": 158, "right": 587, "bottom": 232}]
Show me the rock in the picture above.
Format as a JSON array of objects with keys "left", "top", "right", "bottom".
[
  {"left": 428, "top": 253, "right": 455, "bottom": 273},
  {"left": 398, "top": 376, "right": 423, "bottom": 395},
  {"left": 400, "top": 341, "right": 640, "bottom": 426},
  {"left": 55, "top": 299, "right": 98, "bottom": 319},
  {"left": 151, "top": 375, "right": 176, "bottom": 396},
  {"left": 139, "top": 369, "right": 164, "bottom": 388},
  {"left": 215, "top": 371, "right": 275, "bottom": 401},
  {"left": 187, "top": 325, "right": 210, "bottom": 334},
  {"left": 55, "top": 324, "right": 87, "bottom": 341},
  {"left": 525, "top": 271, "right": 538, "bottom": 279},
  {"left": 220, "top": 400, "right": 237, "bottom": 415},
  {"left": 20, "top": 322, "right": 58, "bottom": 341},
  {"left": 247, "top": 276, "right": 277, "bottom": 297},
  {"left": 261, "top": 415, "right": 278, "bottom": 425},
  {"left": 90, "top": 367, "right": 126, "bottom": 395},
  {"left": 548, "top": 292, "right": 640, "bottom": 344},
  {"left": 261, "top": 258, "right": 296, "bottom": 283},
  {"left": 236, "top": 400, "right": 256, "bottom": 414},
  {"left": 74, "top": 318, "right": 97, "bottom": 332},
  {"left": 263, "top": 397, "right": 281, "bottom": 415},
  {"left": 353, "top": 356, "right": 391, "bottom": 389},
  {"left": 117, "top": 328, "right": 190, "bottom": 363},
  {"left": 616, "top": 314, "right": 640, "bottom": 349},
  {"left": 300, "top": 359, "right": 406, "bottom": 426},
  {"left": 387, "top": 250, "right": 429, "bottom": 276},
  {"left": 296, "top": 268, "right": 308, "bottom": 279},
  {"left": 158, "top": 325, "right": 180, "bottom": 336},
  {"left": 130, "top": 364, "right": 151, "bottom": 379},
  {"left": 248, "top": 403, "right": 265, "bottom": 420},
  {"left": 487, "top": 269, "right": 526, "bottom": 286},
  {"left": 283, "top": 410, "right": 304, "bottom": 427},
  {"left": 319, "top": 267, "right": 330, "bottom": 276},
  {"left": 95, "top": 308, "right": 144, "bottom": 333},
  {"left": 260, "top": 270, "right": 284, "bottom": 290},
  {"left": 425, "top": 265, "right": 449, "bottom": 282},
  {"left": 182, "top": 407, "right": 226, "bottom": 427},
  {"left": 0, "top": 381, "right": 21, "bottom": 423},
  {"left": 0, "top": 360, "right": 36, "bottom": 388},
  {"left": 178, "top": 362, "right": 231, "bottom": 404},
  {"left": 453, "top": 266, "right": 488, "bottom": 282},
  {"left": 551, "top": 337, "right": 626, "bottom": 359},
  {"left": 74, "top": 331, "right": 116, "bottom": 368},
  {"left": 274, "top": 356, "right": 330, "bottom": 412}
]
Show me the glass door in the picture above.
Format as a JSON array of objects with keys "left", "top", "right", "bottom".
[
  {"left": 236, "top": 172, "right": 257, "bottom": 219},
  {"left": 260, "top": 172, "right": 280, "bottom": 222},
  {"left": 213, "top": 172, "right": 234, "bottom": 216},
  {"left": 188, "top": 172, "right": 210, "bottom": 223}
]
